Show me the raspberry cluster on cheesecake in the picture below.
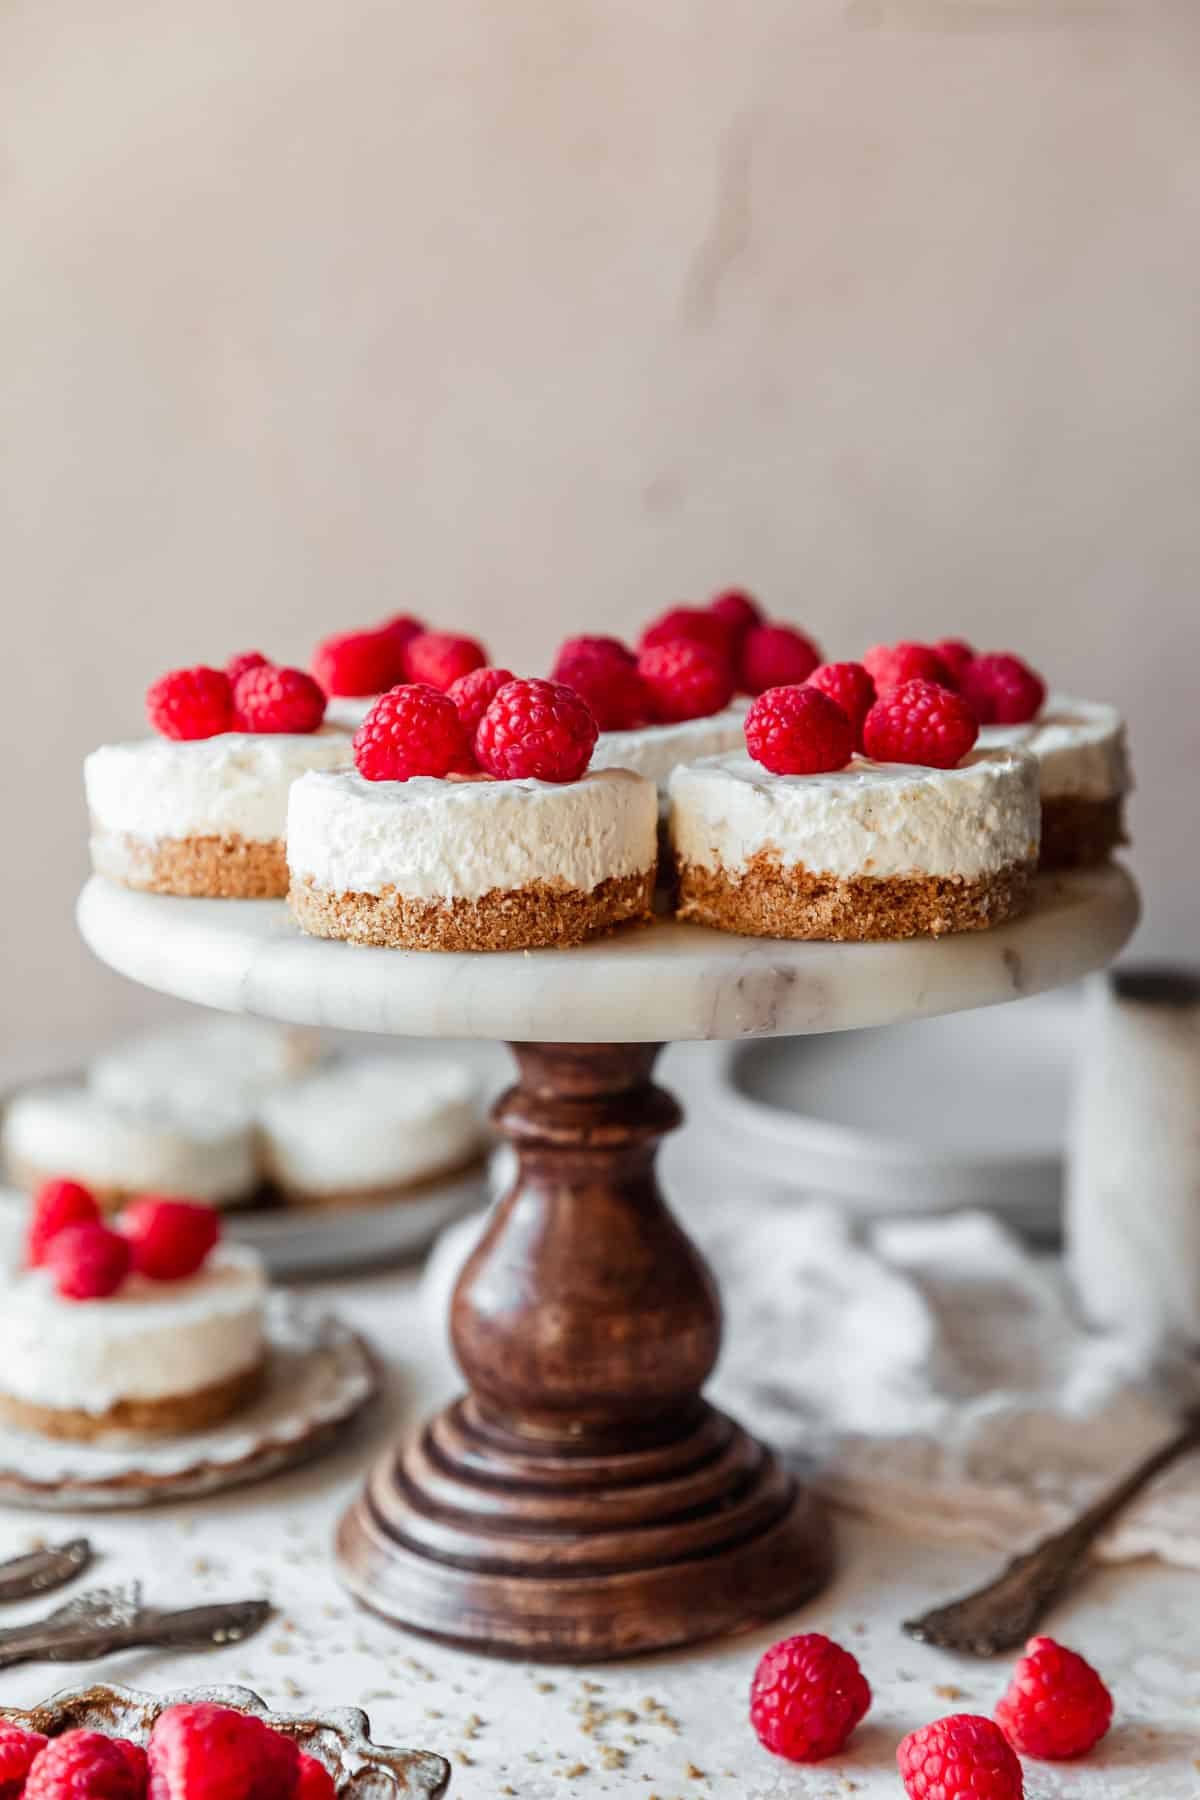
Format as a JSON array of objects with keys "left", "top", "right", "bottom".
[
  {"left": 670, "top": 675, "right": 1041, "bottom": 941},
  {"left": 86, "top": 655, "right": 352, "bottom": 899},
  {"left": 289, "top": 677, "right": 658, "bottom": 951},
  {"left": 0, "top": 1189, "right": 266, "bottom": 1441}
]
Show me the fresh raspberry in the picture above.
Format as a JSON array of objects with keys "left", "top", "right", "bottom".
[
  {"left": 145, "top": 668, "right": 233, "bottom": 741},
  {"left": 639, "top": 605, "right": 736, "bottom": 659},
  {"left": 404, "top": 630, "right": 488, "bottom": 691},
  {"left": 446, "top": 666, "right": 516, "bottom": 734},
  {"left": 114, "top": 1743, "right": 148, "bottom": 1798},
  {"left": 898, "top": 1715, "right": 1024, "bottom": 1800},
  {"left": 25, "top": 1731, "right": 139, "bottom": 1800},
  {"left": 805, "top": 662, "right": 876, "bottom": 749},
  {"left": 738, "top": 624, "right": 822, "bottom": 696},
  {"left": 312, "top": 628, "right": 405, "bottom": 698},
  {"left": 233, "top": 665, "right": 326, "bottom": 734},
  {"left": 27, "top": 1179, "right": 99, "bottom": 1267},
  {"left": 353, "top": 684, "right": 475, "bottom": 782},
  {"left": 294, "top": 1757, "right": 335, "bottom": 1800},
  {"left": 476, "top": 678, "right": 598, "bottom": 782},
  {"left": 0, "top": 1723, "right": 48, "bottom": 1796},
  {"left": 121, "top": 1198, "right": 220, "bottom": 1282},
  {"left": 637, "top": 640, "right": 735, "bottom": 724},
  {"left": 995, "top": 1636, "right": 1113, "bottom": 1760},
  {"left": 45, "top": 1223, "right": 132, "bottom": 1301},
  {"left": 745, "top": 686, "right": 854, "bottom": 775},
  {"left": 863, "top": 678, "right": 979, "bottom": 769},
  {"left": 862, "top": 640, "right": 954, "bottom": 694},
  {"left": 961, "top": 653, "right": 1046, "bottom": 726},
  {"left": 553, "top": 644, "right": 650, "bottom": 731},
  {"left": 708, "top": 588, "right": 764, "bottom": 645},
  {"left": 378, "top": 613, "right": 425, "bottom": 650},
  {"left": 147, "top": 1706, "right": 298, "bottom": 1800},
  {"left": 932, "top": 638, "right": 976, "bottom": 686},
  {"left": 749, "top": 1633, "right": 871, "bottom": 1763},
  {"left": 225, "top": 651, "right": 268, "bottom": 688}
]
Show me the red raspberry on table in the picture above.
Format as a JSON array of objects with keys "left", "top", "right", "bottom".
[
  {"left": 0, "top": 1722, "right": 48, "bottom": 1795},
  {"left": 638, "top": 605, "right": 736, "bottom": 659},
  {"left": 932, "top": 638, "right": 976, "bottom": 686},
  {"left": 553, "top": 645, "right": 650, "bottom": 731},
  {"left": 311, "top": 628, "right": 405, "bottom": 698},
  {"left": 708, "top": 588, "right": 763, "bottom": 644},
  {"left": 233, "top": 665, "right": 326, "bottom": 735},
  {"left": 225, "top": 651, "right": 268, "bottom": 688},
  {"left": 114, "top": 1742, "right": 149, "bottom": 1798},
  {"left": 961, "top": 652, "right": 1046, "bottom": 726},
  {"left": 738, "top": 623, "right": 822, "bottom": 696},
  {"left": 446, "top": 665, "right": 516, "bottom": 734},
  {"left": 638, "top": 640, "right": 735, "bottom": 724},
  {"left": 294, "top": 1756, "right": 336, "bottom": 1800},
  {"left": 25, "top": 1731, "right": 140, "bottom": 1800},
  {"left": 745, "top": 686, "right": 854, "bottom": 775},
  {"left": 898, "top": 1714, "right": 1024, "bottom": 1800},
  {"left": 27, "top": 1179, "right": 99, "bottom": 1267},
  {"left": 995, "top": 1636, "right": 1113, "bottom": 1760},
  {"left": 404, "top": 630, "right": 488, "bottom": 691},
  {"left": 121, "top": 1198, "right": 220, "bottom": 1282},
  {"left": 805, "top": 661, "right": 876, "bottom": 749},
  {"left": 475, "top": 678, "right": 598, "bottom": 782},
  {"left": 146, "top": 667, "right": 234, "bottom": 741},
  {"left": 45, "top": 1223, "right": 132, "bottom": 1301},
  {"left": 354, "top": 684, "right": 475, "bottom": 781},
  {"left": 147, "top": 1706, "right": 298, "bottom": 1800},
  {"left": 749, "top": 1632, "right": 871, "bottom": 1762},
  {"left": 862, "top": 640, "right": 955, "bottom": 694},
  {"left": 863, "top": 678, "right": 979, "bottom": 769}
]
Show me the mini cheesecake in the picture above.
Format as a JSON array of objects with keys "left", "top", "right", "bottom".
[
  {"left": 0, "top": 1237, "right": 267, "bottom": 1442},
  {"left": 3, "top": 1081, "right": 259, "bottom": 1213},
  {"left": 85, "top": 729, "right": 354, "bottom": 899},
  {"left": 287, "top": 766, "right": 658, "bottom": 951},
  {"left": 977, "top": 694, "right": 1130, "bottom": 869},
  {"left": 669, "top": 745, "right": 1040, "bottom": 941},
  {"left": 90, "top": 1018, "right": 323, "bottom": 1117},
  {"left": 257, "top": 1055, "right": 486, "bottom": 1208}
]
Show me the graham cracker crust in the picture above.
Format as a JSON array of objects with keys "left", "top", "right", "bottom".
[
  {"left": 266, "top": 1148, "right": 489, "bottom": 1210},
  {"left": 90, "top": 828, "right": 288, "bottom": 899},
  {"left": 0, "top": 1359, "right": 265, "bottom": 1443},
  {"left": 289, "top": 868, "right": 656, "bottom": 951},
  {"left": 1040, "top": 795, "right": 1127, "bottom": 870},
  {"left": 675, "top": 853, "right": 1035, "bottom": 941}
]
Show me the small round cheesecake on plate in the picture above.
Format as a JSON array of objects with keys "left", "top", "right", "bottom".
[{"left": 978, "top": 694, "right": 1131, "bottom": 870}]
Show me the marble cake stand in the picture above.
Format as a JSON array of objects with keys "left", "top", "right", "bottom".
[{"left": 77, "top": 867, "right": 1138, "bottom": 1662}]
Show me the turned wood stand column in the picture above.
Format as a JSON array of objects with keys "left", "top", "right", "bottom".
[{"left": 336, "top": 1042, "right": 833, "bottom": 1661}]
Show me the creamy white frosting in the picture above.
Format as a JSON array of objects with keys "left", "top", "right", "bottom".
[
  {"left": 287, "top": 767, "right": 658, "bottom": 902},
  {"left": 0, "top": 1240, "right": 266, "bottom": 1413},
  {"left": 669, "top": 746, "right": 1041, "bottom": 880},
  {"left": 257, "top": 1056, "right": 484, "bottom": 1195},
  {"left": 324, "top": 696, "right": 377, "bottom": 732},
  {"left": 977, "top": 694, "right": 1130, "bottom": 802},
  {"left": 3, "top": 1081, "right": 258, "bottom": 1203},
  {"left": 91, "top": 1019, "right": 323, "bottom": 1117},
  {"left": 84, "top": 729, "right": 354, "bottom": 843},
  {"left": 591, "top": 707, "right": 748, "bottom": 793}
]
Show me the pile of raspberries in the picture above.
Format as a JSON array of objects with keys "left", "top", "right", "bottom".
[{"left": 27, "top": 1179, "right": 221, "bottom": 1300}]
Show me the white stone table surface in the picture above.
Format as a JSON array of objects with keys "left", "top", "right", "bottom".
[
  {"left": 0, "top": 1248, "right": 1195, "bottom": 1800},
  {"left": 76, "top": 867, "right": 1139, "bottom": 1043}
]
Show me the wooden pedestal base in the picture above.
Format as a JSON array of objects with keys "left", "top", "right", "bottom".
[{"left": 336, "top": 1042, "right": 833, "bottom": 1661}]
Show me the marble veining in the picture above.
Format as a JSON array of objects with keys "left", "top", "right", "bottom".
[{"left": 76, "top": 870, "right": 1139, "bottom": 1046}]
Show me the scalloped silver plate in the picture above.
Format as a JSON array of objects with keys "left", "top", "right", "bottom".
[{"left": 0, "top": 1680, "right": 449, "bottom": 1799}]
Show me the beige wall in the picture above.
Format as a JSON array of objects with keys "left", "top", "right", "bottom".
[{"left": 4, "top": 0, "right": 1198, "bottom": 1066}]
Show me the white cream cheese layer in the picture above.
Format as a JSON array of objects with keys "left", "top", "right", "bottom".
[
  {"left": 324, "top": 696, "right": 378, "bottom": 732},
  {"left": 977, "top": 694, "right": 1130, "bottom": 802},
  {"left": 258, "top": 1056, "right": 484, "bottom": 1195},
  {"left": 91, "top": 1019, "right": 322, "bottom": 1118},
  {"left": 84, "top": 729, "right": 354, "bottom": 843},
  {"left": 0, "top": 1243, "right": 266, "bottom": 1413},
  {"left": 590, "top": 707, "right": 748, "bottom": 793},
  {"left": 3, "top": 1081, "right": 258, "bottom": 1203},
  {"left": 287, "top": 767, "right": 658, "bottom": 902},
  {"left": 668, "top": 747, "right": 1040, "bottom": 881}
]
